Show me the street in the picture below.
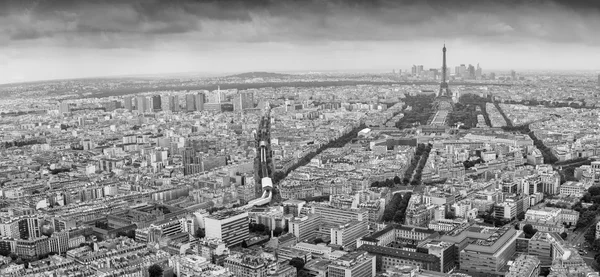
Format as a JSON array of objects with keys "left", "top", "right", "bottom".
[{"left": 567, "top": 215, "right": 600, "bottom": 270}]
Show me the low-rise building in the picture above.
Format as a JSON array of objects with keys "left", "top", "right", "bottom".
[
  {"left": 505, "top": 254, "right": 540, "bottom": 277},
  {"left": 459, "top": 227, "right": 523, "bottom": 277},
  {"left": 327, "top": 251, "right": 375, "bottom": 277},
  {"left": 224, "top": 252, "right": 268, "bottom": 277}
]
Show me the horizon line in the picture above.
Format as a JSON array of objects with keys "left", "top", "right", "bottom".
[{"left": 2, "top": 68, "right": 600, "bottom": 86}]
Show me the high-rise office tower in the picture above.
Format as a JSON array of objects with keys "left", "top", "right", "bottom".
[
  {"left": 417, "top": 65, "right": 424, "bottom": 76},
  {"left": 169, "top": 95, "right": 180, "bottom": 112},
  {"left": 411, "top": 65, "right": 417, "bottom": 76},
  {"left": 152, "top": 95, "right": 161, "bottom": 112},
  {"left": 185, "top": 94, "right": 196, "bottom": 112},
  {"left": 511, "top": 70, "right": 517, "bottom": 80},
  {"left": 476, "top": 64, "right": 482, "bottom": 80},
  {"left": 490, "top": 72, "right": 496, "bottom": 80},
  {"left": 429, "top": 69, "right": 438, "bottom": 80},
  {"left": 136, "top": 96, "right": 146, "bottom": 113},
  {"left": 147, "top": 97, "right": 154, "bottom": 113},
  {"left": 123, "top": 96, "right": 133, "bottom": 111},
  {"left": 58, "top": 101, "right": 71, "bottom": 114},
  {"left": 216, "top": 86, "right": 222, "bottom": 103},
  {"left": 468, "top": 64, "right": 475, "bottom": 79},
  {"left": 194, "top": 93, "right": 205, "bottom": 112},
  {"left": 234, "top": 91, "right": 254, "bottom": 111},
  {"left": 460, "top": 64, "right": 467, "bottom": 78},
  {"left": 241, "top": 91, "right": 254, "bottom": 109}
]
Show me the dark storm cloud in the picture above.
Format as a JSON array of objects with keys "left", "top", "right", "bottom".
[{"left": 1, "top": 0, "right": 599, "bottom": 47}]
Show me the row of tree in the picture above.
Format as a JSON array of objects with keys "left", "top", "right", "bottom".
[
  {"left": 556, "top": 158, "right": 593, "bottom": 183},
  {"left": 248, "top": 223, "right": 285, "bottom": 237},
  {"left": 447, "top": 94, "right": 493, "bottom": 128},
  {"left": 381, "top": 192, "right": 413, "bottom": 223},
  {"left": 501, "top": 124, "right": 530, "bottom": 133},
  {"left": 300, "top": 195, "right": 330, "bottom": 202},
  {"left": 576, "top": 186, "right": 600, "bottom": 230},
  {"left": 116, "top": 229, "right": 136, "bottom": 240},
  {"left": 272, "top": 124, "right": 367, "bottom": 184},
  {"left": 402, "top": 143, "right": 427, "bottom": 185},
  {"left": 0, "top": 110, "right": 45, "bottom": 116},
  {"left": 529, "top": 131, "right": 559, "bottom": 164},
  {"left": 411, "top": 144, "right": 433, "bottom": 186},
  {"left": 370, "top": 176, "right": 402, "bottom": 188},
  {"left": 501, "top": 99, "right": 592, "bottom": 109},
  {"left": 423, "top": 178, "right": 448, "bottom": 186},
  {"left": 1, "top": 138, "right": 47, "bottom": 149},
  {"left": 447, "top": 102, "right": 480, "bottom": 129},
  {"left": 501, "top": 123, "right": 559, "bottom": 164},
  {"left": 463, "top": 158, "right": 483, "bottom": 169},
  {"left": 493, "top": 100, "right": 514, "bottom": 127},
  {"left": 522, "top": 223, "right": 539, "bottom": 239},
  {"left": 205, "top": 203, "right": 243, "bottom": 214},
  {"left": 395, "top": 94, "right": 436, "bottom": 129}
]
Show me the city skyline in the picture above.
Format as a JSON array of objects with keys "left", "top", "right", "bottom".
[
  {"left": 1, "top": 0, "right": 600, "bottom": 84},
  {"left": 3, "top": 1, "right": 600, "bottom": 276}
]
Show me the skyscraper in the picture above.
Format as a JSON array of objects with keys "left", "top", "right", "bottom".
[
  {"left": 234, "top": 91, "right": 254, "bottom": 111},
  {"left": 476, "top": 64, "right": 482, "bottom": 80},
  {"left": 58, "top": 101, "right": 71, "bottom": 114},
  {"left": 194, "top": 93, "right": 205, "bottom": 112},
  {"left": 460, "top": 64, "right": 467, "bottom": 78},
  {"left": 511, "top": 70, "right": 517, "bottom": 80},
  {"left": 185, "top": 94, "right": 195, "bottom": 112},
  {"left": 152, "top": 95, "right": 161, "bottom": 112},
  {"left": 123, "top": 96, "right": 133, "bottom": 111},
  {"left": 417, "top": 65, "right": 424, "bottom": 76},
  {"left": 468, "top": 64, "right": 475, "bottom": 79},
  {"left": 169, "top": 95, "right": 180, "bottom": 112},
  {"left": 136, "top": 96, "right": 147, "bottom": 113},
  {"left": 147, "top": 96, "right": 154, "bottom": 113},
  {"left": 597, "top": 74, "right": 599, "bottom": 87}
]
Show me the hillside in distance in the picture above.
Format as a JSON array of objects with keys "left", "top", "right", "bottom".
[{"left": 225, "top": 72, "right": 293, "bottom": 79}]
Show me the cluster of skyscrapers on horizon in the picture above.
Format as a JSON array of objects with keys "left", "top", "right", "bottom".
[{"left": 110, "top": 89, "right": 255, "bottom": 114}]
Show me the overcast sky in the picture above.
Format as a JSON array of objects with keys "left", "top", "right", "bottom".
[{"left": 0, "top": 0, "right": 599, "bottom": 84}]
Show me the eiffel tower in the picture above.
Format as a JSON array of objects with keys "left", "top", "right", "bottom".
[{"left": 438, "top": 44, "right": 451, "bottom": 98}]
